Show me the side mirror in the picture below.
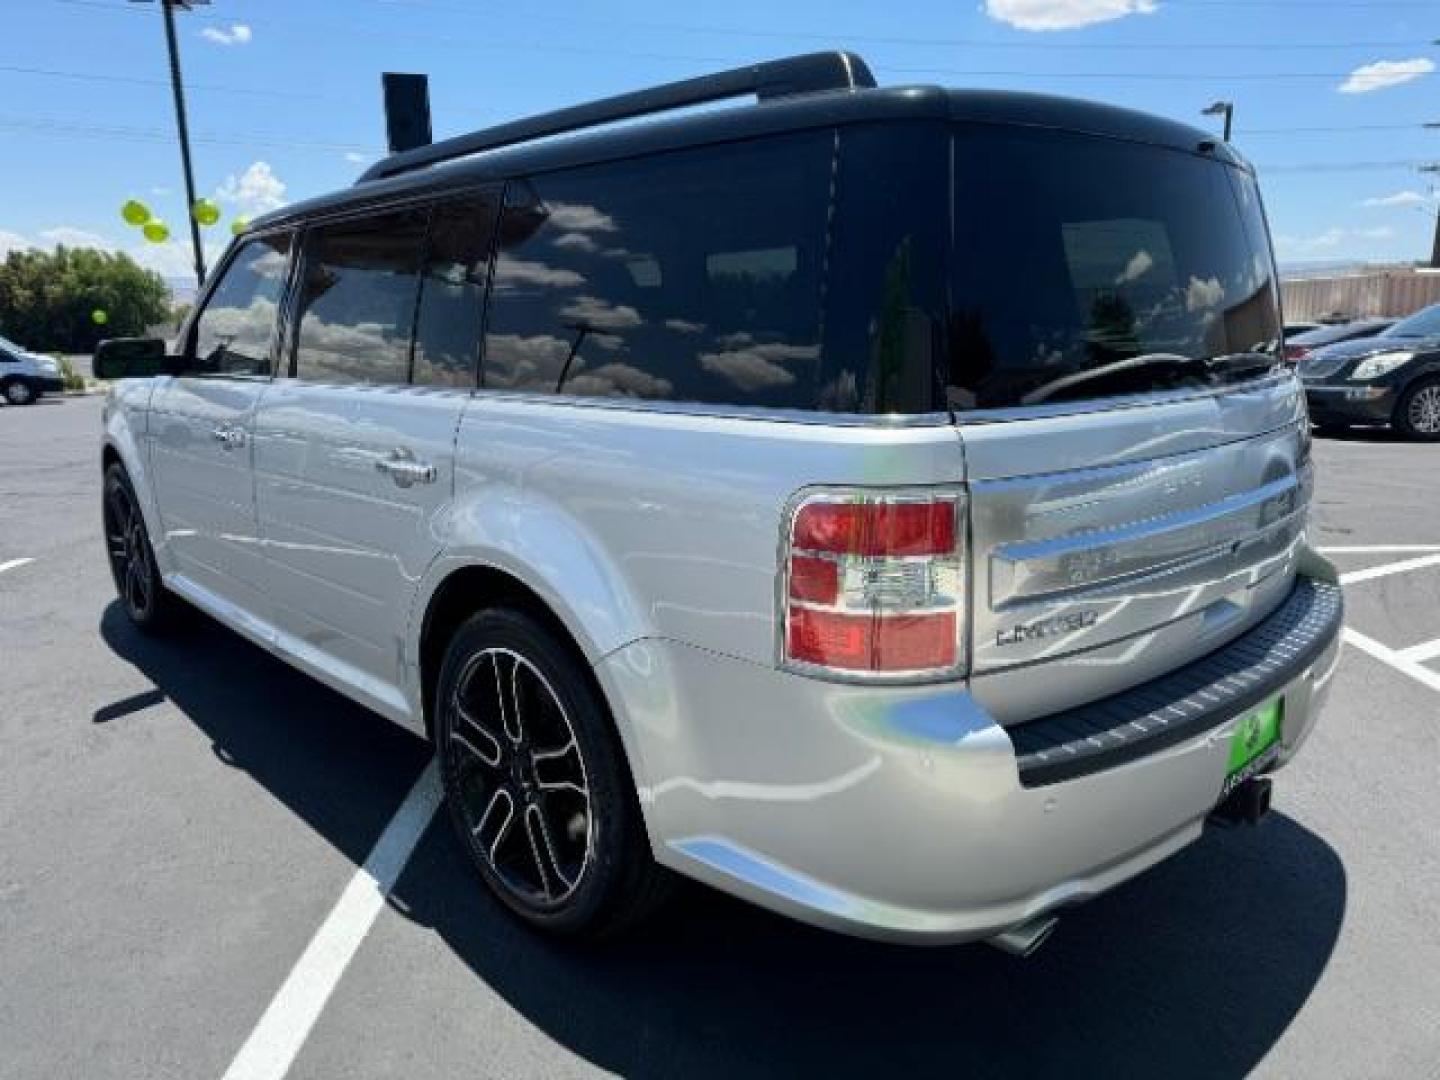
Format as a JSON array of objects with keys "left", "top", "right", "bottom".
[{"left": 93, "top": 338, "right": 168, "bottom": 380}]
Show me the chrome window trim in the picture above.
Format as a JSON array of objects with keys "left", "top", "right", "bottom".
[{"left": 460, "top": 371, "right": 1293, "bottom": 428}]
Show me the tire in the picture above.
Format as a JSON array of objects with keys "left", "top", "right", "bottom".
[
  {"left": 1394, "top": 376, "right": 1440, "bottom": 441},
  {"left": 435, "top": 608, "right": 671, "bottom": 938},
  {"left": 102, "top": 463, "right": 180, "bottom": 632},
  {"left": 3, "top": 378, "right": 36, "bottom": 406}
]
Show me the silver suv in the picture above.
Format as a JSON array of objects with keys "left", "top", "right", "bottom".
[
  {"left": 94, "top": 53, "right": 1343, "bottom": 952},
  {"left": 1, "top": 334, "right": 64, "bottom": 405}
]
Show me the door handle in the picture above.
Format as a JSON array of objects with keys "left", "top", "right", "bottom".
[{"left": 374, "top": 447, "right": 437, "bottom": 488}]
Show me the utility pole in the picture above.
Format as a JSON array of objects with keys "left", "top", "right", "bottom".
[
  {"left": 1422, "top": 165, "right": 1440, "bottom": 268},
  {"left": 133, "top": 0, "right": 208, "bottom": 286},
  {"left": 1202, "top": 100, "right": 1234, "bottom": 142}
]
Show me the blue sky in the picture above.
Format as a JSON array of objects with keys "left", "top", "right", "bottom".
[{"left": 2, "top": 0, "right": 1437, "bottom": 288}]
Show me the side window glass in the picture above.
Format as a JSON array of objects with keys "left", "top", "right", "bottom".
[
  {"left": 191, "top": 233, "right": 290, "bottom": 376},
  {"left": 482, "top": 134, "right": 835, "bottom": 409},
  {"left": 412, "top": 194, "right": 497, "bottom": 388},
  {"left": 294, "top": 209, "right": 427, "bottom": 385}
]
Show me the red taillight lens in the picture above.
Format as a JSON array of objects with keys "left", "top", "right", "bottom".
[
  {"left": 788, "top": 554, "right": 839, "bottom": 604},
  {"left": 793, "top": 501, "right": 955, "bottom": 556},
  {"left": 1284, "top": 344, "right": 1309, "bottom": 364},
  {"left": 782, "top": 491, "right": 966, "bottom": 680},
  {"left": 787, "top": 609, "right": 957, "bottom": 672}
]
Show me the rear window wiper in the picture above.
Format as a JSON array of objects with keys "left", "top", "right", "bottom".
[{"left": 1020, "top": 351, "right": 1277, "bottom": 406}]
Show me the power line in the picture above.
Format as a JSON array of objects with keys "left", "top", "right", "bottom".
[
  {"left": 0, "top": 112, "right": 381, "bottom": 154},
  {"left": 0, "top": 112, "right": 1428, "bottom": 174},
  {"left": 50, "top": 0, "right": 1440, "bottom": 55}
]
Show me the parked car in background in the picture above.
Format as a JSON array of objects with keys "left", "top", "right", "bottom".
[
  {"left": 1284, "top": 318, "right": 1395, "bottom": 364},
  {"left": 93, "top": 52, "right": 1342, "bottom": 952},
  {"left": 1283, "top": 321, "right": 1322, "bottom": 339},
  {"left": 1302, "top": 302, "right": 1440, "bottom": 439},
  {"left": 0, "top": 334, "right": 64, "bottom": 405}
]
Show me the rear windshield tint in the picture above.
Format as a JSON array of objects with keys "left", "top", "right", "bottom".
[{"left": 946, "top": 125, "right": 1280, "bottom": 411}]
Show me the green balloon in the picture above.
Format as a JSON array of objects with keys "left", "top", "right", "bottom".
[
  {"left": 230, "top": 216, "right": 250, "bottom": 237},
  {"left": 142, "top": 220, "right": 170, "bottom": 243},
  {"left": 121, "top": 199, "right": 151, "bottom": 227},
  {"left": 91, "top": 309, "right": 109, "bottom": 326},
  {"left": 192, "top": 198, "right": 221, "bottom": 227}
]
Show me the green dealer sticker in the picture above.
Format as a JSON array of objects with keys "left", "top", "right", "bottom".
[{"left": 1222, "top": 697, "right": 1282, "bottom": 796}]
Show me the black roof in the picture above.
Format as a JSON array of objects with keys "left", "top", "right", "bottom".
[{"left": 250, "top": 53, "right": 1242, "bottom": 233}]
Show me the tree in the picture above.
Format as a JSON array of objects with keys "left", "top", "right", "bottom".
[{"left": 0, "top": 246, "right": 171, "bottom": 353}]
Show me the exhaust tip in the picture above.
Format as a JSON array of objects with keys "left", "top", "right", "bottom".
[{"left": 987, "top": 915, "right": 1058, "bottom": 958}]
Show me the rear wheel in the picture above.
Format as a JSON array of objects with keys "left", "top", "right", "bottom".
[
  {"left": 103, "top": 464, "right": 179, "bottom": 631},
  {"left": 435, "top": 608, "right": 671, "bottom": 937},
  {"left": 3, "top": 379, "right": 36, "bottom": 406},
  {"left": 1394, "top": 377, "right": 1440, "bottom": 441}
]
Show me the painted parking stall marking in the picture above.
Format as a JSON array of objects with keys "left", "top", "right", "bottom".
[
  {"left": 221, "top": 760, "right": 442, "bottom": 1080},
  {"left": 0, "top": 557, "right": 35, "bottom": 575}
]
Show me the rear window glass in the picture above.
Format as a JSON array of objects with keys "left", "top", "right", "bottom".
[
  {"left": 947, "top": 126, "right": 1280, "bottom": 410},
  {"left": 483, "top": 133, "right": 835, "bottom": 408}
]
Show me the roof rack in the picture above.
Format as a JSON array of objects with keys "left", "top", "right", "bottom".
[{"left": 357, "top": 51, "right": 876, "bottom": 184}]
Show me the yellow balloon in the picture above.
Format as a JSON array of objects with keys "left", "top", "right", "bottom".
[
  {"left": 192, "top": 198, "right": 221, "bottom": 227},
  {"left": 230, "top": 216, "right": 250, "bottom": 237},
  {"left": 91, "top": 309, "right": 109, "bottom": 325},
  {"left": 121, "top": 199, "right": 151, "bottom": 227},
  {"left": 142, "top": 220, "right": 170, "bottom": 243}
]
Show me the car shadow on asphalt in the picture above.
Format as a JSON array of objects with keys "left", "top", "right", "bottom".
[{"left": 99, "top": 600, "right": 1347, "bottom": 1079}]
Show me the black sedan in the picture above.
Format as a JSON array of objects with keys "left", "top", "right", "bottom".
[
  {"left": 1284, "top": 318, "right": 1394, "bottom": 364},
  {"left": 1300, "top": 303, "right": 1440, "bottom": 440}
]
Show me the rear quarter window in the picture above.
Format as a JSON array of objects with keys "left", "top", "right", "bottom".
[{"left": 482, "top": 133, "right": 837, "bottom": 409}]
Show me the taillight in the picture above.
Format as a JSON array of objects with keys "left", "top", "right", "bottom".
[
  {"left": 1283, "top": 344, "right": 1309, "bottom": 364},
  {"left": 781, "top": 490, "right": 966, "bottom": 681}
]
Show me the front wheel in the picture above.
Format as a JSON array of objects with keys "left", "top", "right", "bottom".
[
  {"left": 1394, "top": 377, "right": 1440, "bottom": 441},
  {"left": 103, "top": 464, "right": 179, "bottom": 631},
  {"left": 435, "top": 608, "right": 671, "bottom": 937},
  {"left": 3, "top": 379, "right": 36, "bottom": 406}
]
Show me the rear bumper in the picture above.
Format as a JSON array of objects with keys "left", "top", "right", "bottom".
[
  {"left": 1305, "top": 384, "right": 1395, "bottom": 423},
  {"left": 596, "top": 571, "right": 1343, "bottom": 945}
]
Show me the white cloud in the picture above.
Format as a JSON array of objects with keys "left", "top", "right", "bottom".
[
  {"left": 698, "top": 342, "right": 819, "bottom": 392},
  {"left": 1360, "top": 190, "right": 1432, "bottom": 208},
  {"left": 200, "top": 23, "right": 253, "bottom": 46},
  {"left": 492, "top": 253, "right": 585, "bottom": 289},
  {"left": 0, "top": 229, "right": 31, "bottom": 256},
  {"left": 150, "top": 186, "right": 172, "bottom": 197},
  {"left": 1115, "top": 250, "right": 1154, "bottom": 285},
  {"left": 553, "top": 231, "right": 598, "bottom": 252},
  {"left": 1184, "top": 276, "right": 1224, "bottom": 313},
  {"left": 559, "top": 295, "right": 642, "bottom": 331},
  {"left": 130, "top": 239, "right": 225, "bottom": 281},
  {"left": 984, "top": 0, "right": 1157, "bottom": 31},
  {"left": 1338, "top": 58, "right": 1434, "bottom": 94},
  {"left": 547, "top": 202, "right": 616, "bottom": 233},
  {"left": 664, "top": 318, "right": 705, "bottom": 334},
  {"left": 342, "top": 151, "right": 371, "bottom": 165},
  {"left": 41, "top": 226, "right": 111, "bottom": 249},
  {"left": 214, "top": 161, "right": 286, "bottom": 216},
  {"left": 1274, "top": 226, "right": 1398, "bottom": 257},
  {"left": 567, "top": 362, "right": 671, "bottom": 399}
]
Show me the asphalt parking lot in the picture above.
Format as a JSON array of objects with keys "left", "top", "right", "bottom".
[{"left": 3, "top": 393, "right": 1438, "bottom": 1079}]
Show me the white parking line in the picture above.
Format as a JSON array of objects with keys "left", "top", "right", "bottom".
[
  {"left": 1398, "top": 637, "right": 1440, "bottom": 664},
  {"left": 1318, "top": 545, "right": 1440, "bottom": 555},
  {"left": 221, "top": 759, "right": 442, "bottom": 1080},
  {"left": 0, "top": 557, "right": 35, "bottom": 575},
  {"left": 1337, "top": 553, "right": 1440, "bottom": 586},
  {"left": 1342, "top": 627, "right": 1440, "bottom": 696}
]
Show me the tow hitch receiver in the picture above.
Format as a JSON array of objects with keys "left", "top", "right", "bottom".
[{"left": 1211, "top": 776, "right": 1273, "bottom": 827}]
